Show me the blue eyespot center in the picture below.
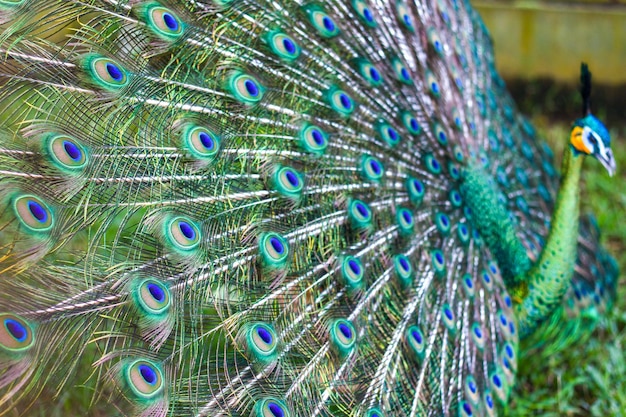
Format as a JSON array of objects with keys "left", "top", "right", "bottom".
[
  {"left": 435, "top": 252, "right": 444, "bottom": 264},
  {"left": 28, "top": 200, "right": 48, "bottom": 223},
  {"left": 285, "top": 170, "right": 299, "bottom": 187},
  {"left": 245, "top": 79, "right": 259, "bottom": 97},
  {"left": 199, "top": 132, "right": 214, "bottom": 150},
  {"left": 465, "top": 278, "right": 473, "bottom": 288},
  {"left": 493, "top": 375, "right": 502, "bottom": 387},
  {"left": 444, "top": 308, "right": 453, "bottom": 320},
  {"left": 147, "top": 283, "right": 166, "bottom": 302},
  {"left": 431, "top": 82, "right": 439, "bottom": 93},
  {"left": 403, "top": 14, "right": 412, "bottom": 26},
  {"left": 338, "top": 323, "right": 353, "bottom": 339},
  {"left": 257, "top": 327, "right": 273, "bottom": 344},
  {"left": 410, "top": 118, "right": 419, "bottom": 131},
  {"left": 268, "top": 402, "right": 284, "bottom": 417},
  {"left": 402, "top": 210, "right": 412, "bottom": 224},
  {"left": 311, "top": 129, "right": 324, "bottom": 145},
  {"left": 106, "top": 62, "right": 123, "bottom": 81},
  {"left": 139, "top": 364, "right": 157, "bottom": 385},
  {"left": 355, "top": 202, "right": 368, "bottom": 217},
  {"left": 411, "top": 330, "right": 422, "bottom": 344},
  {"left": 399, "top": 257, "right": 409, "bottom": 271},
  {"left": 370, "top": 67, "right": 380, "bottom": 82},
  {"left": 441, "top": 215, "right": 448, "bottom": 226},
  {"left": 270, "top": 237, "right": 285, "bottom": 254},
  {"left": 363, "top": 8, "right": 373, "bottom": 22},
  {"left": 438, "top": 131, "right": 446, "bottom": 142},
  {"left": 469, "top": 380, "right": 477, "bottom": 393},
  {"left": 486, "top": 394, "right": 494, "bottom": 408},
  {"left": 431, "top": 158, "right": 440, "bottom": 170},
  {"left": 401, "top": 68, "right": 410, "bottom": 80},
  {"left": 463, "top": 402, "right": 472, "bottom": 415},
  {"left": 5, "top": 319, "right": 27, "bottom": 342},
  {"left": 388, "top": 127, "right": 398, "bottom": 141},
  {"left": 474, "top": 327, "right": 482, "bottom": 338},
  {"left": 412, "top": 180, "right": 422, "bottom": 193},
  {"left": 179, "top": 221, "right": 196, "bottom": 240},
  {"left": 369, "top": 159, "right": 381, "bottom": 175},
  {"left": 283, "top": 38, "right": 296, "bottom": 54},
  {"left": 63, "top": 140, "right": 82, "bottom": 161},
  {"left": 348, "top": 259, "right": 361, "bottom": 275},
  {"left": 322, "top": 16, "right": 335, "bottom": 31},
  {"left": 339, "top": 93, "right": 352, "bottom": 109},
  {"left": 163, "top": 12, "right": 179, "bottom": 30}
]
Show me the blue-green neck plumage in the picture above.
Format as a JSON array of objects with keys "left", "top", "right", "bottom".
[
  {"left": 515, "top": 146, "right": 583, "bottom": 337},
  {"left": 462, "top": 145, "right": 584, "bottom": 338},
  {"left": 460, "top": 168, "right": 531, "bottom": 286}
]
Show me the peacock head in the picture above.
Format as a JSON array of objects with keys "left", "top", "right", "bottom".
[{"left": 570, "top": 115, "right": 615, "bottom": 176}]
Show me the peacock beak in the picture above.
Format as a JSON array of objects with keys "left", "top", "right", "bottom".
[{"left": 597, "top": 147, "right": 616, "bottom": 177}]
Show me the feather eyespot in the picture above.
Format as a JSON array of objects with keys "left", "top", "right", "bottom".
[
  {"left": 249, "top": 323, "right": 278, "bottom": 355},
  {"left": 357, "top": 60, "right": 383, "bottom": 87},
  {"left": 305, "top": 6, "right": 340, "bottom": 38},
  {"left": 341, "top": 256, "right": 364, "bottom": 288},
  {"left": 401, "top": 111, "right": 421, "bottom": 135},
  {"left": 348, "top": 199, "right": 372, "bottom": 227},
  {"left": 166, "top": 216, "right": 201, "bottom": 251},
  {"left": 395, "top": 2, "right": 414, "bottom": 32},
  {"left": 259, "top": 233, "right": 289, "bottom": 267},
  {"left": 13, "top": 195, "right": 54, "bottom": 232},
  {"left": 145, "top": 5, "right": 184, "bottom": 39},
  {"left": 360, "top": 155, "right": 384, "bottom": 181},
  {"left": 431, "top": 250, "right": 446, "bottom": 276},
  {"left": 426, "top": 70, "right": 440, "bottom": 97},
  {"left": 405, "top": 177, "right": 425, "bottom": 205},
  {"left": 255, "top": 398, "right": 290, "bottom": 417},
  {"left": 0, "top": 314, "right": 34, "bottom": 352},
  {"left": 136, "top": 279, "right": 171, "bottom": 315},
  {"left": 85, "top": 55, "right": 129, "bottom": 90},
  {"left": 330, "top": 319, "right": 356, "bottom": 352},
  {"left": 327, "top": 88, "right": 355, "bottom": 116},
  {"left": 366, "top": 408, "right": 385, "bottom": 417},
  {"left": 377, "top": 121, "right": 401, "bottom": 147},
  {"left": 352, "top": 0, "right": 376, "bottom": 27},
  {"left": 441, "top": 304, "right": 456, "bottom": 331},
  {"left": 393, "top": 254, "right": 413, "bottom": 286},
  {"left": 406, "top": 325, "right": 425, "bottom": 358},
  {"left": 228, "top": 73, "right": 264, "bottom": 105},
  {"left": 266, "top": 31, "right": 300, "bottom": 61},
  {"left": 427, "top": 27, "right": 444, "bottom": 55},
  {"left": 46, "top": 134, "right": 88, "bottom": 172},
  {"left": 396, "top": 207, "right": 414, "bottom": 235},
  {"left": 457, "top": 222, "right": 470, "bottom": 245},
  {"left": 183, "top": 125, "right": 220, "bottom": 160},
  {"left": 424, "top": 154, "right": 442, "bottom": 174},
  {"left": 299, "top": 124, "right": 329, "bottom": 155},
  {"left": 125, "top": 360, "right": 164, "bottom": 400},
  {"left": 392, "top": 58, "right": 412, "bottom": 84},
  {"left": 461, "top": 273, "right": 475, "bottom": 297},
  {"left": 273, "top": 166, "right": 304, "bottom": 198},
  {"left": 434, "top": 212, "right": 451, "bottom": 235}
]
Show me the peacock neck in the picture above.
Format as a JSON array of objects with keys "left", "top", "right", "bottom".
[{"left": 515, "top": 146, "right": 584, "bottom": 337}]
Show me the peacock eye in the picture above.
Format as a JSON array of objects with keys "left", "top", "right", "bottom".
[
  {"left": 125, "top": 360, "right": 164, "bottom": 399},
  {"left": 352, "top": 0, "right": 376, "bottom": 27},
  {"left": 46, "top": 134, "right": 88, "bottom": 172},
  {"left": 305, "top": 7, "right": 340, "bottom": 38},
  {"left": 273, "top": 166, "right": 304, "bottom": 197},
  {"left": 0, "top": 314, "right": 34, "bottom": 352},
  {"left": 259, "top": 232, "right": 289, "bottom": 266},
  {"left": 299, "top": 124, "right": 329, "bottom": 155},
  {"left": 136, "top": 279, "right": 171, "bottom": 315},
  {"left": 228, "top": 73, "right": 264, "bottom": 105},
  {"left": 183, "top": 125, "right": 221, "bottom": 160},
  {"left": 255, "top": 398, "right": 291, "bottom": 417},
  {"left": 166, "top": 216, "right": 201, "bottom": 251},
  {"left": 267, "top": 32, "right": 300, "bottom": 61},
  {"left": 327, "top": 88, "right": 355, "bottom": 116},
  {"left": 86, "top": 56, "right": 129, "bottom": 89},
  {"left": 13, "top": 195, "right": 54, "bottom": 232},
  {"left": 146, "top": 5, "right": 184, "bottom": 39},
  {"left": 357, "top": 60, "right": 384, "bottom": 87}
]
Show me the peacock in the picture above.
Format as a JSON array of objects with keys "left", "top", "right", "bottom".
[{"left": 0, "top": 0, "right": 619, "bottom": 416}]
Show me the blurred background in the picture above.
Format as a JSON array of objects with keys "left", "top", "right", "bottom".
[{"left": 475, "top": 1, "right": 626, "bottom": 415}]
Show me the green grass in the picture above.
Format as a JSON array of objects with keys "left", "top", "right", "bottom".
[{"left": 505, "top": 118, "right": 626, "bottom": 416}]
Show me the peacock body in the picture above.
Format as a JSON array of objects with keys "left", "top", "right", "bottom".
[{"left": 0, "top": 0, "right": 618, "bottom": 416}]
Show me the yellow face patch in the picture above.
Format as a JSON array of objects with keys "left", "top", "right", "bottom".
[{"left": 570, "top": 126, "right": 590, "bottom": 154}]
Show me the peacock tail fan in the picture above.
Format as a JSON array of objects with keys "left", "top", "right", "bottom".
[{"left": 0, "top": 0, "right": 614, "bottom": 416}]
